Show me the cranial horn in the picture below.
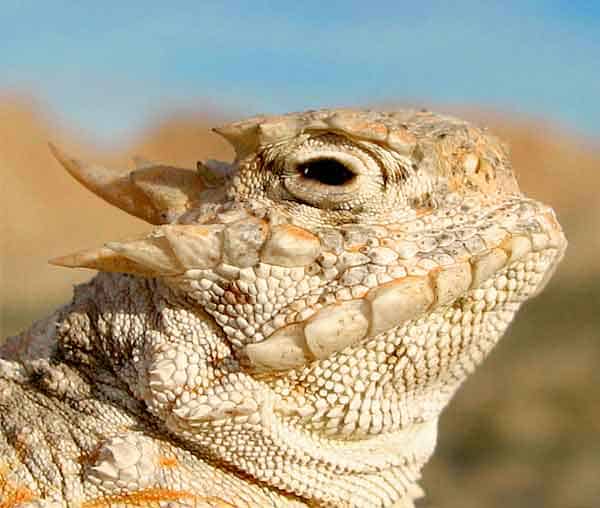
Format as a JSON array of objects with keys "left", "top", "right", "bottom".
[
  {"left": 51, "top": 231, "right": 184, "bottom": 277},
  {"left": 105, "top": 235, "right": 183, "bottom": 274},
  {"left": 49, "top": 143, "right": 160, "bottom": 224},
  {"left": 49, "top": 144, "right": 205, "bottom": 225},
  {"left": 256, "top": 117, "right": 299, "bottom": 145},
  {"left": 49, "top": 246, "right": 160, "bottom": 276},
  {"left": 212, "top": 119, "right": 261, "bottom": 159}
]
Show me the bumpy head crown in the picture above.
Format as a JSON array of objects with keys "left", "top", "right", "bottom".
[{"left": 49, "top": 108, "right": 523, "bottom": 279}]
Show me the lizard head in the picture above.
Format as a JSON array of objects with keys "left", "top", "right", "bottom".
[{"left": 50, "top": 108, "right": 567, "bottom": 504}]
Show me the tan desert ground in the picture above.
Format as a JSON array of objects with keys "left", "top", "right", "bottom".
[{"left": 1, "top": 93, "right": 599, "bottom": 507}]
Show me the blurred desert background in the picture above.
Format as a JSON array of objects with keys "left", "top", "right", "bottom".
[
  {"left": 2, "top": 2, "right": 600, "bottom": 507},
  {"left": 1, "top": 93, "right": 599, "bottom": 507}
]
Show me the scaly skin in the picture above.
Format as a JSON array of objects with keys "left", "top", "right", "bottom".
[{"left": 0, "top": 109, "right": 566, "bottom": 507}]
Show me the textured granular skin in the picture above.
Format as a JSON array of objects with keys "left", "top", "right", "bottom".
[{"left": 0, "top": 108, "right": 566, "bottom": 507}]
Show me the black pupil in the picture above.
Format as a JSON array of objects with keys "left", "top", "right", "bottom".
[{"left": 297, "top": 158, "right": 355, "bottom": 186}]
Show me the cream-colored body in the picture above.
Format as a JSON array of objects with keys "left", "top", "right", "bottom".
[{"left": 0, "top": 109, "right": 565, "bottom": 507}]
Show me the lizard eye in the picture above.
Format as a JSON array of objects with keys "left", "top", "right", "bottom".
[
  {"left": 278, "top": 135, "right": 384, "bottom": 210},
  {"left": 296, "top": 158, "right": 356, "bottom": 186}
]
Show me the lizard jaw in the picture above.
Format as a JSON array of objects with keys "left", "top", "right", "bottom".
[{"left": 243, "top": 220, "right": 566, "bottom": 373}]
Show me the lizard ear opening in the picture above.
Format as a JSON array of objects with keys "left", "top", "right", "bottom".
[{"left": 49, "top": 143, "right": 208, "bottom": 225}]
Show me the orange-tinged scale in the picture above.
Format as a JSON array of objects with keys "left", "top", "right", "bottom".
[
  {"left": 81, "top": 488, "right": 198, "bottom": 508},
  {"left": 326, "top": 113, "right": 388, "bottom": 141},
  {"left": 261, "top": 223, "right": 321, "bottom": 267},
  {"left": 158, "top": 455, "right": 179, "bottom": 467},
  {"left": 387, "top": 127, "right": 417, "bottom": 153},
  {"left": 279, "top": 224, "right": 319, "bottom": 242},
  {"left": 361, "top": 121, "right": 387, "bottom": 139},
  {"left": 0, "top": 466, "right": 35, "bottom": 508},
  {"left": 344, "top": 120, "right": 388, "bottom": 141},
  {"left": 347, "top": 243, "right": 367, "bottom": 253},
  {"left": 0, "top": 487, "right": 35, "bottom": 508},
  {"left": 414, "top": 207, "right": 434, "bottom": 217}
]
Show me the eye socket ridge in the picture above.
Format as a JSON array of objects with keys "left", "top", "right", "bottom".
[{"left": 296, "top": 158, "right": 356, "bottom": 186}]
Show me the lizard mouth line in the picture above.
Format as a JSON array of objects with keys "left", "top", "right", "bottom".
[{"left": 243, "top": 226, "right": 567, "bottom": 373}]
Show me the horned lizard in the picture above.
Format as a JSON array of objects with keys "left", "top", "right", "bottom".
[{"left": 0, "top": 108, "right": 566, "bottom": 508}]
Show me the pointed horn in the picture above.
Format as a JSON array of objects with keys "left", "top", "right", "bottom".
[
  {"left": 129, "top": 165, "right": 204, "bottom": 224},
  {"left": 256, "top": 117, "right": 299, "bottom": 145},
  {"left": 212, "top": 119, "right": 261, "bottom": 159},
  {"left": 49, "top": 143, "right": 161, "bottom": 224},
  {"left": 50, "top": 246, "right": 160, "bottom": 277},
  {"left": 105, "top": 234, "right": 183, "bottom": 275}
]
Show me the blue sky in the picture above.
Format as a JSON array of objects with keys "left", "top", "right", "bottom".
[{"left": 3, "top": 1, "right": 599, "bottom": 144}]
